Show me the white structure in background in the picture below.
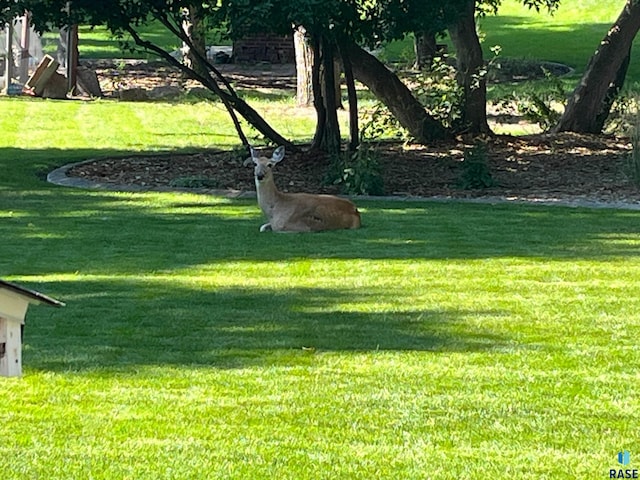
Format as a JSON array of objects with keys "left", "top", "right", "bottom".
[
  {"left": 1, "top": 15, "right": 44, "bottom": 92},
  {"left": 0, "top": 280, "right": 64, "bottom": 377}
]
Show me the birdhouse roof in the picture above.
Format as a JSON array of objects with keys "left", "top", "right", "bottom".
[{"left": 0, "top": 280, "right": 65, "bottom": 307}]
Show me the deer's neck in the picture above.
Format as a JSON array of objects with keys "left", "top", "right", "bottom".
[{"left": 256, "top": 177, "right": 284, "bottom": 216}]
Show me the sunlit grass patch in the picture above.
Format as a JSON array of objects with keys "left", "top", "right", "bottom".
[{"left": 1, "top": 81, "right": 640, "bottom": 479}]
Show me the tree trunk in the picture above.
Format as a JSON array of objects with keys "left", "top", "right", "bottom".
[
  {"left": 343, "top": 40, "right": 450, "bottom": 143},
  {"left": 554, "top": 0, "right": 640, "bottom": 134},
  {"left": 182, "top": 5, "right": 208, "bottom": 78},
  {"left": 339, "top": 40, "right": 359, "bottom": 151},
  {"left": 594, "top": 48, "right": 631, "bottom": 131},
  {"left": 309, "top": 33, "right": 343, "bottom": 155},
  {"left": 318, "top": 35, "right": 341, "bottom": 154},
  {"left": 294, "top": 26, "right": 314, "bottom": 107},
  {"left": 447, "top": 0, "right": 491, "bottom": 135},
  {"left": 413, "top": 30, "right": 437, "bottom": 70},
  {"left": 295, "top": 26, "right": 342, "bottom": 110},
  {"left": 310, "top": 35, "right": 327, "bottom": 151}
]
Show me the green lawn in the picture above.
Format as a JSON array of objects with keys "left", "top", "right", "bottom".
[
  {"left": 480, "top": 0, "right": 623, "bottom": 67},
  {"left": 1, "top": 93, "right": 639, "bottom": 478},
  {"left": 382, "top": 0, "right": 640, "bottom": 86}
]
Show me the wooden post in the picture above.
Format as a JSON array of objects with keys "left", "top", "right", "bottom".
[
  {"left": 25, "top": 54, "right": 59, "bottom": 96},
  {"left": 18, "top": 13, "right": 30, "bottom": 84},
  {"left": 3, "top": 21, "right": 14, "bottom": 94},
  {"left": 66, "top": 24, "right": 78, "bottom": 94}
]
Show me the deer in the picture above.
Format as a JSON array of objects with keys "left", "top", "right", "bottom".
[{"left": 245, "top": 146, "right": 361, "bottom": 232}]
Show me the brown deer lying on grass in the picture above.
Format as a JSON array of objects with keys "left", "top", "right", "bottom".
[{"left": 246, "top": 146, "right": 361, "bottom": 232}]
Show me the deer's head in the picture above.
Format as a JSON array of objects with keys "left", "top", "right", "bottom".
[{"left": 245, "top": 146, "right": 285, "bottom": 184}]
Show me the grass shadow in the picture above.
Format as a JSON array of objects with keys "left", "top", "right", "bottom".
[
  {"left": 2, "top": 184, "right": 639, "bottom": 282},
  {"left": 24, "top": 279, "right": 513, "bottom": 372}
]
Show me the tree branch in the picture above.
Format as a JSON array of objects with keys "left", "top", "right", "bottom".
[{"left": 123, "top": 23, "right": 296, "bottom": 151}]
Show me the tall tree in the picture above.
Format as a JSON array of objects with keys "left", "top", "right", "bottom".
[
  {"left": 445, "top": 0, "right": 560, "bottom": 135},
  {"left": 413, "top": 30, "right": 439, "bottom": 70},
  {"left": 230, "top": 0, "right": 349, "bottom": 153},
  {"left": 181, "top": 4, "right": 207, "bottom": 78},
  {"left": 554, "top": 0, "right": 640, "bottom": 133},
  {"left": 447, "top": 0, "right": 491, "bottom": 134}
]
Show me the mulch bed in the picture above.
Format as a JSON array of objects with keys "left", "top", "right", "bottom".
[
  {"left": 65, "top": 60, "right": 640, "bottom": 207},
  {"left": 67, "top": 133, "right": 639, "bottom": 206}
]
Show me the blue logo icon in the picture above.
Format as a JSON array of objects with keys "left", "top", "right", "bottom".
[{"left": 618, "top": 451, "right": 631, "bottom": 466}]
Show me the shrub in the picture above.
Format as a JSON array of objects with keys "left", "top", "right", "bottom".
[
  {"left": 324, "top": 144, "right": 385, "bottom": 196},
  {"left": 508, "top": 70, "right": 566, "bottom": 131},
  {"left": 457, "top": 143, "right": 496, "bottom": 190},
  {"left": 169, "top": 175, "right": 221, "bottom": 189}
]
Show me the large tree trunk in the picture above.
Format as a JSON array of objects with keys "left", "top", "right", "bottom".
[
  {"left": 413, "top": 30, "right": 438, "bottom": 70},
  {"left": 295, "top": 27, "right": 342, "bottom": 111},
  {"left": 554, "top": 0, "right": 640, "bottom": 134},
  {"left": 294, "top": 26, "right": 314, "bottom": 107},
  {"left": 343, "top": 41, "right": 450, "bottom": 143},
  {"left": 308, "top": 34, "right": 342, "bottom": 154},
  {"left": 594, "top": 48, "right": 631, "bottom": 130},
  {"left": 182, "top": 5, "right": 208, "bottom": 78},
  {"left": 447, "top": 0, "right": 491, "bottom": 135},
  {"left": 317, "top": 35, "right": 341, "bottom": 154}
]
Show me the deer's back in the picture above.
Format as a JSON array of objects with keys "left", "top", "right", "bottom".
[{"left": 272, "top": 192, "right": 361, "bottom": 231}]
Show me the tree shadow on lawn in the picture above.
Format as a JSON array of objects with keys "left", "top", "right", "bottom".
[
  {"left": 357, "top": 201, "right": 640, "bottom": 260},
  {"left": 25, "top": 279, "right": 513, "bottom": 372},
  {"left": 480, "top": 16, "right": 614, "bottom": 70},
  {"left": 3, "top": 191, "right": 640, "bottom": 282}
]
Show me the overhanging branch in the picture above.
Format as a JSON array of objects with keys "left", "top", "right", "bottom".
[{"left": 123, "top": 22, "right": 295, "bottom": 151}]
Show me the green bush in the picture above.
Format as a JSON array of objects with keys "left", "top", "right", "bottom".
[
  {"left": 509, "top": 70, "right": 566, "bottom": 131},
  {"left": 169, "top": 175, "right": 221, "bottom": 189},
  {"left": 324, "top": 144, "right": 385, "bottom": 196},
  {"left": 457, "top": 143, "right": 496, "bottom": 190}
]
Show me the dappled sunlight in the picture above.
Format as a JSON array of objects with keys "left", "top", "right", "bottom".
[
  {"left": 3, "top": 191, "right": 640, "bottom": 284},
  {"left": 13, "top": 245, "right": 639, "bottom": 372},
  {"left": 497, "top": 22, "right": 602, "bottom": 33},
  {"left": 0, "top": 209, "right": 30, "bottom": 218},
  {"left": 1, "top": 10, "right": 639, "bottom": 476},
  {"left": 19, "top": 231, "right": 70, "bottom": 240},
  {"left": 595, "top": 233, "right": 640, "bottom": 245},
  {"left": 15, "top": 273, "right": 519, "bottom": 373}
]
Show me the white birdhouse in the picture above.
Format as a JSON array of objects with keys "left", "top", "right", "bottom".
[{"left": 0, "top": 280, "right": 64, "bottom": 377}]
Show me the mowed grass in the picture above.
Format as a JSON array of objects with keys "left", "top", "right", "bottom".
[
  {"left": 480, "top": 0, "right": 626, "bottom": 70},
  {"left": 382, "top": 0, "right": 640, "bottom": 86},
  {"left": 1, "top": 96, "right": 640, "bottom": 479}
]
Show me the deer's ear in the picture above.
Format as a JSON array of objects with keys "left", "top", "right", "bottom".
[
  {"left": 243, "top": 157, "right": 255, "bottom": 167},
  {"left": 272, "top": 146, "right": 285, "bottom": 163}
]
